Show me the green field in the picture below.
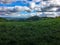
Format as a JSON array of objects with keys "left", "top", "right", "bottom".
[{"left": 0, "top": 17, "right": 60, "bottom": 45}]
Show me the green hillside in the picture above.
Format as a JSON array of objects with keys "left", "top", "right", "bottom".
[{"left": 0, "top": 17, "right": 60, "bottom": 45}]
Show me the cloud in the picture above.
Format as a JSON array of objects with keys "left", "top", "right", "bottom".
[
  {"left": 0, "top": 0, "right": 60, "bottom": 18},
  {"left": 37, "top": 0, "right": 60, "bottom": 12},
  {"left": 0, "top": 0, "right": 16, "bottom": 4},
  {"left": 0, "top": 6, "right": 31, "bottom": 16},
  {"left": 29, "top": 2, "right": 36, "bottom": 9}
]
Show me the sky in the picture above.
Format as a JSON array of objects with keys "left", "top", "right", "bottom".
[
  {"left": 0, "top": 1, "right": 29, "bottom": 6},
  {"left": 0, "top": 0, "right": 60, "bottom": 18}
]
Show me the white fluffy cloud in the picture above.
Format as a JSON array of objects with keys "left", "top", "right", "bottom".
[
  {"left": 28, "top": 0, "right": 60, "bottom": 17},
  {"left": 0, "top": 0, "right": 60, "bottom": 18},
  {"left": 29, "top": 2, "right": 36, "bottom": 9}
]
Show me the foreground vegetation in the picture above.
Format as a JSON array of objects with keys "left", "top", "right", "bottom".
[{"left": 0, "top": 17, "right": 60, "bottom": 45}]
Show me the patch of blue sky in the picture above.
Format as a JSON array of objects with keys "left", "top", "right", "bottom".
[
  {"left": 36, "top": 2, "right": 40, "bottom": 4},
  {"left": 27, "top": 0, "right": 32, "bottom": 1},
  {"left": 0, "top": 1, "right": 30, "bottom": 7}
]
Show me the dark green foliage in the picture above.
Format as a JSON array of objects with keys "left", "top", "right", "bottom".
[
  {"left": 0, "top": 18, "right": 60, "bottom": 45},
  {"left": 0, "top": 18, "right": 8, "bottom": 22}
]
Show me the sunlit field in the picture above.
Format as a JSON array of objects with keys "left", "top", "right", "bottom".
[{"left": 0, "top": 17, "right": 60, "bottom": 45}]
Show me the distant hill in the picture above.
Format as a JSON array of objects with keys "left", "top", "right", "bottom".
[
  {"left": 0, "top": 16, "right": 41, "bottom": 22},
  {"left": 26, "top": 16, "right": 40, "bottom": 21},
  {"left": 0, "top": 16, "right": 59, "bottom": 22},
  {"left": 0, "top": 17, "right": 27, "bottom": 22}
]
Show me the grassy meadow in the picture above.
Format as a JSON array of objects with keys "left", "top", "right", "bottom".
[{"left": 0, "top": 17, "right": 60, "bottom": 45}]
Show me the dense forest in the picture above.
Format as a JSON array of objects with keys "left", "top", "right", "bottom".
[{"left": 0, "top": 17, "right": 60, "bottom": 45}]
